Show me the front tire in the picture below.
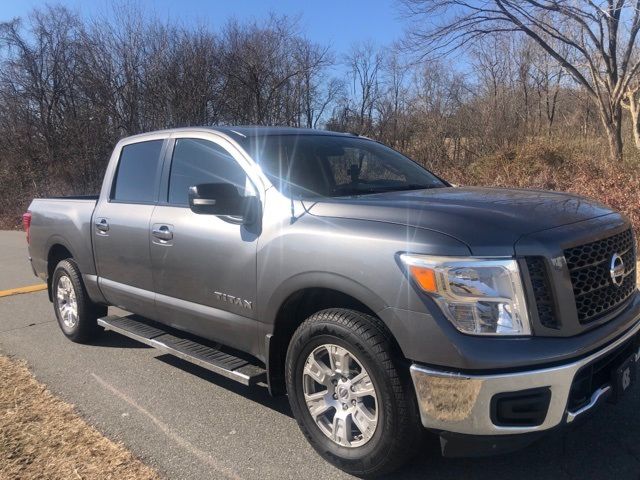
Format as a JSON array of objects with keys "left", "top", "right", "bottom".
[
  {"left": 52, "top": 259, "right": 107, "bottom": 343},
  {"left": 285, "top": 308, "right": 422, "bottom": 477}
]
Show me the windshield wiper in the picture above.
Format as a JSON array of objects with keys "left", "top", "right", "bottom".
[
  {"left": 375, "top": 184, "right": 436, "bottom": 192},
  {"left": 359, "top": 184, "right": 437, "bottom": 194},
  {"left": 332, "top": 184, "right": 437, "bottom": 197}
]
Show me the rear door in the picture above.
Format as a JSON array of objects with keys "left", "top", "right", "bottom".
[
  {"left": 149, "top": 133, "right": 261, "bottom": 353},
  {"left": 93, "top": 137, "right": 167, "bottom": 317}
]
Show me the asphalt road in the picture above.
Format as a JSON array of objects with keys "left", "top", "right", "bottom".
[{"left": 1, "top": 229, "right": 640, "bottom": 480}]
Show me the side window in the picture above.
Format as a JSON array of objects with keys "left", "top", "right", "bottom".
[
  {"left": 168, "top": 138, "right": 251, "bottom": 206},
  {"left": 112, "top": 140, "right": 164, "bottom": 203}
]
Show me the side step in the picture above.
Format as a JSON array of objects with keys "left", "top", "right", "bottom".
[{"left": 98, "top": 315, "right": 267, "bottom": 386}]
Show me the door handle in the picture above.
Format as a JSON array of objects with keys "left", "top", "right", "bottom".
[
  {"left": 95, "top": 218, "right": 109, "bottom": 232},
  {"left": 152, "top": 225, "right": 173, "bottom": 241}
]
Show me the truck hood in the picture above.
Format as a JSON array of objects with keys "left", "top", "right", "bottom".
[{"left": 304, "top": 186, "right": 617, "bottom": 255}]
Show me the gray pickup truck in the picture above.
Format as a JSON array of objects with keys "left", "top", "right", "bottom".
[{"left": 25, "top": 127, "right": 639, "bottom": 476}]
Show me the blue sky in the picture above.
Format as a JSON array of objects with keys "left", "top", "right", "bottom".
[{"left": 0, "top": 0, "right": 406, "bottom": 56}]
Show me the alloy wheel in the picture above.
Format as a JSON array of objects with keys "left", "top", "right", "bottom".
[
  {"left": 302, "top": 343, "right": 379, "bottom": 448},
  {"left": 56, "top": 275, "right": 78, "bottom": 329}
]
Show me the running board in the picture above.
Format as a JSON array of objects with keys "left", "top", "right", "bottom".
[{"left": 97, "top": 315, "right": 266, "bottom": 386}]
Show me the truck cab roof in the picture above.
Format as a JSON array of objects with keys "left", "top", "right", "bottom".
[{"left": 119, "top": 125, "right": 359, "bottom": 144}]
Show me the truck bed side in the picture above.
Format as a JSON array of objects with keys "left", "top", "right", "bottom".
[{"left": 27, "top": 197, "right": 99, "bottom": 288}]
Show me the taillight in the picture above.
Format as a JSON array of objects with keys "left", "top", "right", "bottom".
[{"left": 22, "top": 212, "right": 32, "bottom": 244}]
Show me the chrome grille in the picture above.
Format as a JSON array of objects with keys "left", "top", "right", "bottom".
[{"left": 564, "top": 229, "right": 637, "bottom": 325}]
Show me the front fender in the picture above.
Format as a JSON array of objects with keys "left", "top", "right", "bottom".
[{"left": 261, "top": 270, "right": 387, "bottom": 325}]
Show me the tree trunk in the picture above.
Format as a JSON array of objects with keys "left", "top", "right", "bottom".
[
  {"left": 628, "top": 93, "right": 640, "bottom": 150},
  {"left": 632, "top": 112, "right": 640, "bottom": 150},
  {"left": 602, "top": 106, "right": 624, "bottom": 163}
]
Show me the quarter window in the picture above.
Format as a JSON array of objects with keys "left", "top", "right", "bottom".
[
  {"left": 168, "top": 138, "right": 251, "bottom": 206},
  {"left": 112, "top": 140, "right": 164, "bottom": 203}
]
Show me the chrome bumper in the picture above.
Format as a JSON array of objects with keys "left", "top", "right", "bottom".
[{"left": 410, "top": 320, "right": 640, "bottom": 436}]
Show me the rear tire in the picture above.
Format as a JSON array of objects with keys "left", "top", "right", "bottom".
[
  {"left": 52, "top": 259, "right": 107, "bottom": 343},
  {"left": 285, "top": 308, "right": 422, "bottom": 477}
]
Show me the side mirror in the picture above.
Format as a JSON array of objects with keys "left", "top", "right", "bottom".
[{"left": 188, "top": 183, "right": 259, "bottom": 224}]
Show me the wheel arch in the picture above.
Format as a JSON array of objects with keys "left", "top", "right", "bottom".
[
  {"left": 46, "top": 243, "right": 74, "bottom": 301},
  {"left": 264, "top": 277, "right": 402, "bottom": 396}
]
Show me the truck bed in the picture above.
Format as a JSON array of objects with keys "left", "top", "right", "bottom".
[{"left": 27, "top": 197, "right": 99, "bottom": 283}]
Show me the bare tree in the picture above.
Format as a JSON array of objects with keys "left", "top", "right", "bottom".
[
  {"left": 472, "top": 36, "right": 518, "bottom": 142},
  {"left": 529, "top": 41, "right": 565, "bottom": 135},
  {"left": 402, "top": 0, "right": 640, "bottom": 162},
  {"left": 218, "top": 16, "right": 308, "bottom": 125},
  {"left": 377, "top": 51, "right": 411, "bottom": 147},
  {"left": 0, "top": 6, "right": 87, "bottom": 190},
  {"left": 346, "top": 42, "right": 384, "bottom": 135},
  {"left": 292, "top": 40, "right": 338, "bottom": 128}
]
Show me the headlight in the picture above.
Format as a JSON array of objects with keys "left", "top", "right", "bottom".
[{"left": 400, "top": 254, "right": 531, "bottom": 336}]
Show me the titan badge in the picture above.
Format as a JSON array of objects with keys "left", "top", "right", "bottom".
[{"left": 213, "top": 291, "right": 253, "bottom": 309}]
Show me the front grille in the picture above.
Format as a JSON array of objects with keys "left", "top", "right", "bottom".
[
  {"left": 564, "top": 229, "right": 637, "bottom": 325},
  {"left": 526, "top": 257, "right": 559, "bottom": 329}
]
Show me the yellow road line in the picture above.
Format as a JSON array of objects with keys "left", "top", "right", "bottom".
[{"left": 0, "top": 283, "right": 47, "bottom": 298}]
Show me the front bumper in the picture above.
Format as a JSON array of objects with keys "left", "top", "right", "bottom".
[{"left": 410, "top": 319, "right": 640, "bottom": 436}]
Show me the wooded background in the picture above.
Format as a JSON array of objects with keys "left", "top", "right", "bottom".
[{"left": 1, "top": 2, "right": 639, "bottom": 233}]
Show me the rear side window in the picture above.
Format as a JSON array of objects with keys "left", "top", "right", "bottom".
[
  {"left": 168, "top": 138, "right": 250, "bottom": 206},
  {"left": 112, "top": 140, "right": 164, "bottom": 203}
]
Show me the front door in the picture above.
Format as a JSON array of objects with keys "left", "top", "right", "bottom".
[
  {"left": 149, "top": 135, "right": 260, "bottom": 353},
  {"left": 93, "top": 138, "right": 166, "bottom": 318}
]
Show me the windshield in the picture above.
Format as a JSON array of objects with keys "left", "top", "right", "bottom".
[{"left": 248, "top": 135, "right": 446, "bottom": 198}]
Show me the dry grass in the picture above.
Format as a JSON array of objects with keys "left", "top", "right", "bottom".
[{"left": 0, "top": 355, "right": 160, "bottom": 480}]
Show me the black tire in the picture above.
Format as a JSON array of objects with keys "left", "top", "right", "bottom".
[
  {"left": 285, "top": 308, "right": 423, "bottom": 477},
  {"left": 52, "top": 259, "right": 107, "bottom": 343}
]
